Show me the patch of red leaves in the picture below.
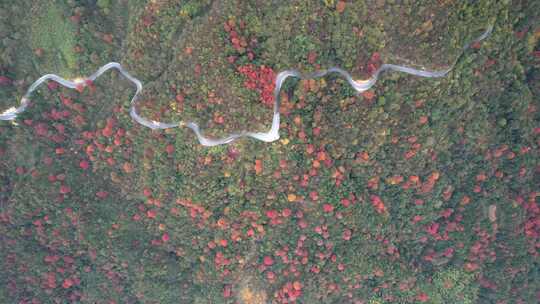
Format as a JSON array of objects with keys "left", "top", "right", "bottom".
[
  {"left": 0, "top": 75, "right": 12, "bottom": 86},
  {"left": 275, "top": 281, "right": 303, "bottom": 303},
  {"left": 370, "top": 194, "right": 387, "bottom": 214},
  {"left": 224, "top": 19, "right": 257, "bottom": 61},
  {"left": 237, "top": 64, "right": 276, "bottom": 107}
]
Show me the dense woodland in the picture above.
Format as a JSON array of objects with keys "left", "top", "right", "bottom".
[{"left": 0, "top": 1, "right": 538, "bottom": 303}]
